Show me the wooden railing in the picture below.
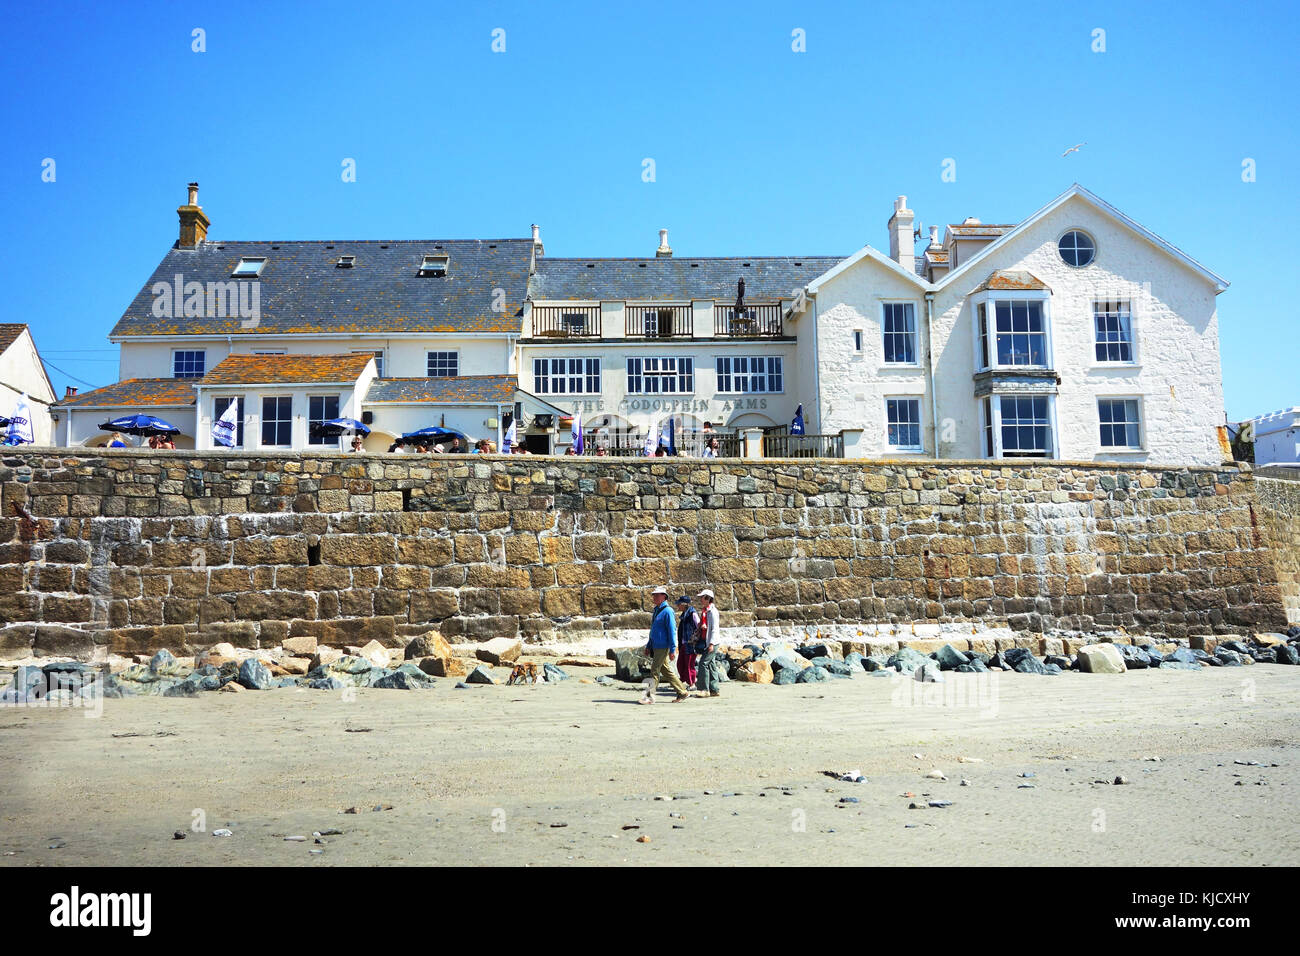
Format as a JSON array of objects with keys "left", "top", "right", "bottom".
[
  {"left": 714, "top": 303, "right": 783, "bottom": 336},
  {"left": 532, "top": 305, "right": 601, "bottom": 338},
  {"left": 625, "top": 305, "right": 693, "bottom": 338},
  {"left": 579, "top": 429, "right": 741, "bottom": 458}
]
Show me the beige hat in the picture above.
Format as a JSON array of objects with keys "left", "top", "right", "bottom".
[
  {"left": 651, "top": 586, "right": 669, "bottom": 597},
  {"left": 697, "top": 588, "right": 715, "bottom": 600}
]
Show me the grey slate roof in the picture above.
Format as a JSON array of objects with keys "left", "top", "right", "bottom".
[
  {"left": 109, "top": 239, "right": 535, "bottom": 337},
  {"left": 365, "top": 375, "right": 519, "bottom": 405},
  {"left": 528, "top": 256, "right": 846, "bottom": 302}
]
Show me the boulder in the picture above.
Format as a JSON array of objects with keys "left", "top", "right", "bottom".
[
  {"left": 795, "top": 665, "right": 829, "bottom": 683},
  {"left": 612, "top": 647, "right": 653, "bottom": 683},
  {"left": 309, "top": 647, "right": 344, "bottom": 670},
  {"left": 772, "top": 665, "right": 800, "bottom": 685},
  {"left": 955, "top": 660, "right": 988, "bottom": 673},
  {"left": 282, "top": 635, "right": 318, "bottom": 658},
  {"left": 797, "top": 643, "right": 842, "bottom": 661},
  {"left": 1214, "top": 648, "right": 1244, "bottom": 667},
  {"left": 475, "top": 637, "right": 523, "bottom": 666},
  {"left": 1077, "top": 643, "right": 1126, "bottom": 674},
  {"left": 1253, "top": 632, "right": 1289, "bottom": 648},
  {"left": 1011, "top": 654, "right": 1050, "bottom": 675},
  {"left": 358, "top": 640, "right": 390, "bottom": 668},
  {"left": 1220, "top": 640, "right": 1252, "bottom": 655},
  {"left": 306, "top": 655, "right": 372, "bottom": 686},
  {"left": 237, "top": 658, "right": 274, "bottom": 690},
  {"left": 1275, "top": 644, "right": 1299, "bottom": 666},
  {"left": 862, "top": 655, "right": 891, "bottom": 672},
  {"left": 418, "top": 655, "right": 470, "bottom": 678},
  {"left": 913, "top": 660, "right": 944, "bottom": 683},
  {"left": 308, "top": 676, "right": 346, "bottom": 690},
  {"left": 935, "top": 644, "right": 970, "bottom": 670},
  {"left": 733, "top": 660, "right": 773, "bottom": 683},
  {"left": 1117, "top": 645, "right": 1152, "bottom": 669},
  {"left": 1158, "top": 661, "right": 1202, "bottom": 671},
  {"left": 1252, "top": 648, "right": 1278, "bottom": 664},
  {"left": 841, "top": 640, "right": 868, "bottom": 658},
  {"left": 372, "top": 663, "right": 436, "bottom": 690},
  {"left": 404, "top": 632, "right": 452, "bottom": 661},
  {"left": 887, "top": 646, "right": 930, "bottom": 674},
  {"left": 813, "top": 659, "right": 854, "bottom": 678},
  {"left": 277, "top": 657, "right": 310, "bottom": 676},
  {"left": 542, "top": 663, "right": 569, "bottom": 683},
  {"left": 219, "top": 681, "right": 245, "bottom": 693},
  {"left": 465, "top": 665, "right": 496, "bottom": 685},
  {"left": 1044, "top": 655, "right": 1073, "bottom": 671}
]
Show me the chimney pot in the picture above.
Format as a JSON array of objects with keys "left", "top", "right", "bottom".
[
  {"left": 531, "top": 223, "right": 540, "bottom": 242},
  {"left": 656, "top": 228, "right": 672, "bottom": 258},
  {"left": 929, "top": 225, "right": 940, "bottom": 246},
  {"left": 894, "top": 195, "right": 908, "bottom": 213},
  {"left": 177, "top": 181, "right": 210, "bottom": 247},
  {"left": 64, "top": 386, "right": 78, "bottom": 399}
]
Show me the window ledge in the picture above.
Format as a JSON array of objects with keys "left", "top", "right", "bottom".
[
  {"left": 881, "top": 363, "right": 923, "bottom": 370},
  {"left": 1091, "top": 363, "right": 1142, "bottom": 370},
  {"left": 1099, "top": 448, "right": 1148, "bottom": 455},
  {"left": 887, "top": 447, "right": 927, "bottom": 454}
]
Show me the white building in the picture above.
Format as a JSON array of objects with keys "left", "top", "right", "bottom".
[
  {"left": 0, "top": 324, "right": 57, "bottom": 445},
  {"left": 52, "top": 182, "right": 1232, "bottom": 465},
  {"left": 1249, "top": 408, "right": 1300, "bottom": 466}
]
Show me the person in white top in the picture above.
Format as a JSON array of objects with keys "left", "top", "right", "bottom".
[{"left": 695, "top": 588, "right": 723, "bottom": 697}]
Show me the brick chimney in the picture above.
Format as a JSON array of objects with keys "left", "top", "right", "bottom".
[
  {"left": 64, "top": 386, "right": 78, "bottom": 399},
  {"left": 887, "top": 196, "right": 914, "bottom": 272},
  {"left": 656, "top": 228, "right": 672, "bottom": 258},
  {"left": 177, "top": 181, "right": 210, "bottom": 248}
]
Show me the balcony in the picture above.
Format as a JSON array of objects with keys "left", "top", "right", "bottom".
[
  {"left": 714, "top": 303, "right": 783, "bottom": 337},
  {"left": 625, "top": 305, "right": 692, "bottom": 338},
  {"left": 532, "top": 305, "right": 600, "bottom": 338}
]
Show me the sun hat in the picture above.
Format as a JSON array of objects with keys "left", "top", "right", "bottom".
[
  {"left": 651, "top": 586, "right": 669, "bottom": 597},
  {"left": 697, "top": 588, "right": 715, "bottom": 600}
]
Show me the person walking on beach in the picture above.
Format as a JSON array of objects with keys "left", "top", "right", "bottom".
[
  {"left": 695, "top": 588, "right": 722, "bottom": 697},
  {"left": 675, "top": 595, "right": 701, "bottom": 686},
  {"left": 642, "top": 586, "right": 690, "bottom": 704}
]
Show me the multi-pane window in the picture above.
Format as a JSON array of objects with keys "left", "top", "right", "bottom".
[
  {"left": 426, "top": 351, "right": 459, "bottom": 377},
  {"left": 991, "top": 300, "right": 1047, "bottom": 367},
  {"left": 998, "top": 395, "right": 1053, "bottom": 457},
  {"left": 886, "top": 398, "right": 922, "bottom": 450},
  {"left": 307, "top": 395, "right": 340, "bottom": 446},
  {"left": 172, "top": 350, "right": 206, "bottom": 379},
  {"left": 715, "top": 356, "right": 783, "bottom": 394},
  {"left": 1093, "top": 301, "right": 1134, "bottom": 363},
  {"left": 213, "top": 397, "right": 244, "bottom": 447},
  {"left": 534, "top": 358, "right": 601, "bottom": 394},
  {"left": 1098, "top": 399, "right": 1141, "bottom": 449},
  {"left": 627, "top": 357, "right": 694, "bottom": 394},
  {"left": 354, "top": 350, "right": 384, "bottom": 377},
  {"left": 261, "top": 396, "right": 292, "bottom": 447},
  {"left": 882, "top": 303, "right": 917, "bottom": 364},
  {"left": 1058, "top": 231, "right": 1095, "bottom": 267}
]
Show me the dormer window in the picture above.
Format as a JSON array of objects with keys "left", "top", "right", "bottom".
[
  {"left": 231, "top": 257, "right": 266, "bottom": 277},
  {"left": 336, "top": 256, "right": 355, "bottom": 269},
  {"left": 419, "top": 254, "right": 449, "bottom": 276}
]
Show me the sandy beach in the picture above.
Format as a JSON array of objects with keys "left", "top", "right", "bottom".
[{"left": 1, "top": 665, "right": 1296, "bottom": 867}]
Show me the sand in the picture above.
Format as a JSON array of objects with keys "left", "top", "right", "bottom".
[{"left": 1, "top": 665, "right": 1297, "bottom": 866}]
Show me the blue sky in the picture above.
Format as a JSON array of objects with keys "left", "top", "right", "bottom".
[{"left": 0, "top": 0, "right": 1295, "bottom": 420}]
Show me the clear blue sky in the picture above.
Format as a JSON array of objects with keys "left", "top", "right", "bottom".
[{"left": 1, "top": 0, "right": 1295, "bottom": 420}]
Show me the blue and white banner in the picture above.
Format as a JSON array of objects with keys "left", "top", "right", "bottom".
[
  {"left": 212, "top": 400, "right": 239, "bottom": 447},
  {"left": 571, "top": 409, "right": 583, "bottom": 455},
  {"left": 791, "top": 403, "right": 806, "bottom": 436},
  {"left": 502, "top": 417, "right": 517, "bottom": 453},
  {"left": 4, "top": 394, "right": 33, "bottom": 445}
]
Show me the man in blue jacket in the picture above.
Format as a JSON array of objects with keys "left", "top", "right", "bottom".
[{"left": 641, "top": 586, "right": 690, "bottom": 704}]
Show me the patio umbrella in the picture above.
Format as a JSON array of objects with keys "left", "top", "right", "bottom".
[
  {"left": 310, "top": 417, "right": 371, "bottom": 439},
  {"left": 98, "top": 414, "right": 181, "bottom": 437},
  {"left": 399, "top": 426, "right": 467, "bottom": 448}
]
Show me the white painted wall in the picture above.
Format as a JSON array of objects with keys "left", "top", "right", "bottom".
[
  {"left": 116, "top": 335, "right": 514, "bottom": 381},
  {"left": 56, "top": 407, "right": 197, "bottom": 448},
  {"left": 0, "top": 328, "right": 56, "bottom": 444},
  {"left": 1252, "top": 408, "right": 1300, "bottom": 465}
]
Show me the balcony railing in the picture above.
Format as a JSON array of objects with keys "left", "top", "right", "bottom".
[
  {"left": 715, "top": 303, "right": 783, "bottom": 336},
  {"left": 532, "top": 305, "right": 601, "bottom": 338},
  {"left": 762, "top": 432, "right": 844, "bottom": 459},
  {"left": 579, "top": 428, "right": 741, "bottom": 458},
  {"left": 625, "top": 305, "right": 693, "bottom": 338}
]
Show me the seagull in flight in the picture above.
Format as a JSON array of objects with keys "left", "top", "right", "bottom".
[{"left": 1062, "top": 142, "right": 1086, "bottom": 157}]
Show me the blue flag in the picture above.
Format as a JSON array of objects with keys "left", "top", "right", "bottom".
[{"left": 791, "top": 403, "right": 805, "bottom": 435}]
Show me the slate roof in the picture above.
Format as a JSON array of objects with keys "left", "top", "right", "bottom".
[
  {"left": 0, "top": 324, "right": 28, "bottom": 354},
  {"left": 973, "top": 270, "right": 1049, "bottom": 292},
  {"left": 528, "top": 256, "right": 846, "bottom": 302},
  {"left": 54, "top": 378, "right": 197, "bottom": 408},
  {"left": 109, "top": 239, "right": 536, "bottom": 337},
  {"left": 201, "top": 353, "right": 375, "bottom": 386},
  {"left": 365, "top": 375, "right": 519, "bottom": 404}
]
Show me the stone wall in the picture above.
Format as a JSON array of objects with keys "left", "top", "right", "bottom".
[
  {"left": 1255, "top": 474, "right": 1300, "bottom": 625},
  {"left": 0, "top": 450, "right": 1292, "bottom": 660}
]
